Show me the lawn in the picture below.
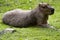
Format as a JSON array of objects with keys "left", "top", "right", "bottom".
[{"left": 0, "top": 0, "right": 60, "bottom": 40}]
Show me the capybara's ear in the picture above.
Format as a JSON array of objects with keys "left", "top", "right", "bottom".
[
  {"left": 39, "top": 3, "right": 42, "bottom": 7},
  {"left": 39, "top": 3, "right": 43, "bottom": 7}
]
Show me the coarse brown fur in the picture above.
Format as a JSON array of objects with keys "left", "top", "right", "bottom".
[{"left": 2, "top": 3, "right": 55, "bottom": 28}]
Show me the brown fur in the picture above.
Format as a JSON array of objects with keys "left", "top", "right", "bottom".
[{"left": 2, "top": 3, "right": 54, "bottom": 28}]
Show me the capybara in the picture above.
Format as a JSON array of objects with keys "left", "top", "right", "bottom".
[{"left": 2, "top": 3, "right": 54, "bottom": 28}]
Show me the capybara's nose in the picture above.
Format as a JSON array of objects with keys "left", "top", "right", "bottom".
[
  {"left": 51, "top": 8, "right": 54, "bottom": 12},
  {"left": 51, "top": 8, "right": 54, "bottom": 14}
]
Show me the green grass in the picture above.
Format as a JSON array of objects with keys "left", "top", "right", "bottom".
[{"left": 0, "top": 0, "right": 60, "bottom": 40}]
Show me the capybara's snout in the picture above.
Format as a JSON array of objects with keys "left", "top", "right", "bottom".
[{"left": 50, "top": 8, "right": 55, "bottom": 15}]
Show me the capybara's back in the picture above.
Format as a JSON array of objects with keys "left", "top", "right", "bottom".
[{"left": 2, "top": 9, "right": 36, "bottom": 27}]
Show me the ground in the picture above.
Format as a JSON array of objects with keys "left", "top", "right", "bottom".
[{"left": 0, "top": 0, "right": 60, "bottom": 40}]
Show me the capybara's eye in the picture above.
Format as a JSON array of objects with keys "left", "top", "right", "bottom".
[
  {"left": 42, "top": 5, "right": 48, "bottom": 8},
  {"left": 42, "top": 7, "right": 46, "bottom": 8},
  {"left": 42, "top": 6, "right": 47, "bottom": 8}
]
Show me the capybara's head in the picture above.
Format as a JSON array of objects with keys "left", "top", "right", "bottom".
[{"left": 38, "top": 3, "right": 54, "bottom": 15}]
